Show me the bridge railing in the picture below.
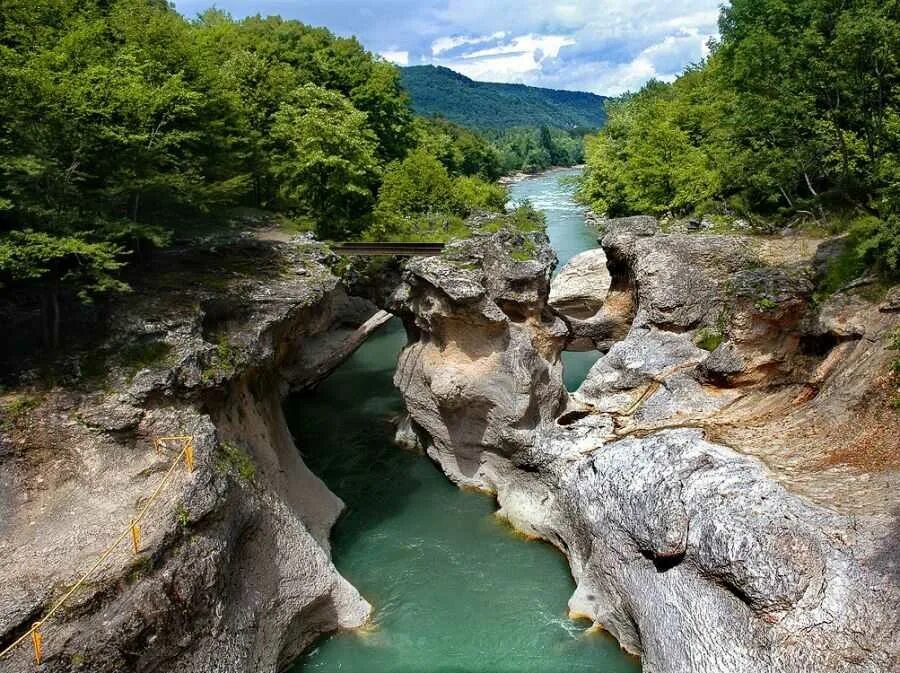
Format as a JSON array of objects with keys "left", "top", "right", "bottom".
[{"left": 331, "top": 242, "right": 445, "bottom": 256}]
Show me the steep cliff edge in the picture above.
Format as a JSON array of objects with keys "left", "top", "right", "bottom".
[
  {"left": 392, "top": 224, "right": 900, "bottom": 673},
  {"left": 0, "top": 239, "right": 376, "bottom": 672}
]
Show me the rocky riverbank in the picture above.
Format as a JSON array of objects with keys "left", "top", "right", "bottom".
[
  {"left": 391, "top": 221, "right": 899, "bottom": 672},
  {"left": 0, "top": 238, "right": 378, "bottom": 672},
  {"left": 1, "top": 220, "right": 897, "bottom": 673}
]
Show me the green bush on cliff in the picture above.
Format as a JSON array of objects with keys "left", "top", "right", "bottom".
[
  {"left": 367, "top": 149, "right": 509, "bottom": 242},
  {"left": 216, "top": 442, "right": 257, "bottom": 482}
]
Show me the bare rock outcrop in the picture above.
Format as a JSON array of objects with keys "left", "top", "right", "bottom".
[
  {"left": 390, "top": 229, "right": 568, "bottom": 485},
  {"left": 392, "top": 222, "right": 900, "bottom": 673},
  {"left": 0, "top": 238, "right": 374, "bottom": 672},
  {"left": 549, "top": 248, "right": 612, "bottom": 316},
  {"left": 550, "top": 247, "right": 634, "bottom": 352}
]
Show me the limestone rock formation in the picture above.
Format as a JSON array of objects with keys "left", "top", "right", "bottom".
[
  {"left": 0, "top": 238, "right": 373, "bottom": 673},
  {"left": 550, "top": 247, "right": 633, "bottom": 352},
  {"left": 390, "top": 229, "right": 568, "bottom": 485},
  {"left": 549, "top": 248, "right": 612, "bottom": 316},
  {"left": 393, "top": 221, "right": 900, "bottom": 673}
]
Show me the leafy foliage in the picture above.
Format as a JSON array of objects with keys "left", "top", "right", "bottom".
[
  {"left": 368, "top": 149, "right": 508, "bottom": 242},
  {"left": 270, "top": 84, "right": 381, "bottom": 239},
  {"left": 486, "top": 126, "right": 589, "bottom": 174},
  {"left": 0, "top": 0, "right": 587, "bottom": 353},
  {"left": 579, "top": 0, "right": 900, "bottom": 282},
  {"left": 0, "top": 1, "right": 418, "bottom": 345},
  {"left": 414, "top": 118, "right": 503, "bottom": 180}
]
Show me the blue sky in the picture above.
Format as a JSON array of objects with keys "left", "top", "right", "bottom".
[{"left": 172, "top": 1, "right": 725, "bottom": 95}]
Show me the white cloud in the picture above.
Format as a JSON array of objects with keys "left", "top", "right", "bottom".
[
  {"left": 427, "top": 0, "right": 722, "bottom": 92},
  {"left": 380, "top": 49, "right": 410, "bottom": 65},
  {"left": 174, "top": 0, "right": 725, "bottom": 94},
  {"left": 431, "top": 31, "right": 507, "bottom": 56},
  {"left": 430, "top": 33, "right": 576, "bottom": 84},
  {"left": 463, "top": 34, "right": 574, "bottom": 60}
]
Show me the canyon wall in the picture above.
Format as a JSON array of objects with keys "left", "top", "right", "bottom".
[
  {"left": 392, "top": 223, "right": 900, "bottom": 673},
  {"left": 0, "top": 239, "right": 376, "bottom": 672}
]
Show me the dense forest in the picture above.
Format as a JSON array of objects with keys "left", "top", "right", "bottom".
[
  {"left": 579, "top": 0, "right": 900, "bottom": 282},
  {"left": 0, "top": 0, "right": 529, "bottom": 347},
  {"left": 485, "top": 126, "right": 590, "bottom": 174},
  {"left": 401, "top": 65, "right": 607, "bottom": 130},
  {"left": 402, "top": 65, "right": 603, "bottom": 174}
]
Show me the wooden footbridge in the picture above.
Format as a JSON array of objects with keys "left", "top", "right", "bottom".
[{"left": 332, "top": 242, "right": 445, "bottom": 256}]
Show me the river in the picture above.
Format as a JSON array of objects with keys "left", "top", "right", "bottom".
[{"left": 286, "top": 169, "right": 638, "bottom": 672}]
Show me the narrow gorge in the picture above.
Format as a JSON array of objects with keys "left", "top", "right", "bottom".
[
  {"left": 387, "top": 181, "right": 900, "bottom": 672},
  {"left": 3, "top": 2, "right": 899, "bottom": 672},
  {"left": 1, "top": 172, "right": 898, "bottom": 673}
]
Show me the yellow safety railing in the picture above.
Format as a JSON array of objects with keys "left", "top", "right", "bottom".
[{"left": 0, "top": 435, "right": 196, "bottom": 666}]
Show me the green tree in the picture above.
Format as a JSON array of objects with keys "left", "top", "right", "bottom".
[
  {"left": 270, "top": 84, "right": 381, "bottom": 239},
  {"left": 0, "top": 231, "right": 128, "bottom": 348}
]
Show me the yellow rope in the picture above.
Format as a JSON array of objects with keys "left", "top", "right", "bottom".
[{"left": 0, "top": 436, "right": 194, "bottom": 661}]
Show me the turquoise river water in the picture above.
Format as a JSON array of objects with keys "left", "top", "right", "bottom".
[{"left": 286, "top": 169, "right": 639, "bottom": 673}]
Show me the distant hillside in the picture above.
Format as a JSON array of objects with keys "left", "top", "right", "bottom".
[{"left": 401, "top": 65, "right": 607, "bottom": 130}]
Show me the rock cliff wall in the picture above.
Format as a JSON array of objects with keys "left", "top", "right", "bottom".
[
  {"left": 392, "top": 224, "right": 900, "bottom": 673},
  {"left": 0, "top": 239, "right": 375, "bottom": 672}
]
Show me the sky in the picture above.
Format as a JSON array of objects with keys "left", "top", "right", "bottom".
[{"left": 172, "top": 1, "right": 725, "bottom": 96}]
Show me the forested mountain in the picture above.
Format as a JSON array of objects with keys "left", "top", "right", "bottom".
[{"left": 401, "top": 65, "right": 607, "bottom": 130}]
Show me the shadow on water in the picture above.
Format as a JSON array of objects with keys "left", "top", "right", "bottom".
[{"left": 283, "top": 320, "right": 421, "bottom": 546}]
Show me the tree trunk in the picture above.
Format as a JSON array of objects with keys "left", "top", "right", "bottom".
[
  {"left": 833, "top": 122, "right": 852, "bottom": 190},
  {"left": 39, "top": 292, "right": 50, "bottom": 349},
  {"left": 131, "top": 192, "right": 141, "bottom": 223},
  {"left": 804, "top": 172, "right": 819, "bottom": 198},
  {"left": 51, "top": 287, "right": 61, "bottom": 351},
  {"left": 778, "top": 185, "right": 794, "bottom": 208}
]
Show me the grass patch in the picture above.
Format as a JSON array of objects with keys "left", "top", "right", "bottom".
[
  {"left": 478, "top": 202, "right": 546, "bottom": 235},
  {"left": 201, "top": 336, "right": 243, "bottom": 383},
  {"left": 125, "top": 555, "right": 153, "bottom": 585},
  {"left": 120, "top": 340, "right": 173, "bottom": 377},
  {"left": 754, "top": 297, "right": 778, "bottom": 312},
  {"left": 175, "top": 505, "right": 191, "bottom": 529},
  {"left": 0, "top": 394, "right": 41, "bottom": 430},
  {"left": 216, "top": 441, "right": 257, "bottom": 483},
  {"left": 695, "top": 328, "right": 724, "bottom": 352},
  {"left": 78, "top": 339, "right": 173, "bottom": 385},
  {"left": 510, "top": 238, "right": 538, "bottom": 262},
  {"left": 816, "top": 215, "right": 900, "bottom": 301}
]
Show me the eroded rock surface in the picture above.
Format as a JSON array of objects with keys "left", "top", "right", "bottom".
[
  {"left": 549, "top": 248, "right": 611, "bottom": 317},
  {"left": 550, "top": 246, "right": 634, "bottom": 352},
  {"left": 393, "top": 222, "right": 900, "bottom": 673},
  {"left": 390, "top": 229, "right": 568, "bottom": 485},
  {"left": 0, "top": 238, "right": 374, "bottom": 673}
]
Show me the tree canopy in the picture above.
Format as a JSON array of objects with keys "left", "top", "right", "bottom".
[
  {"left": 0, "top": 0, "right": 517, "bottom": 347},
  {"left": 579, "top": 0, "right": 900, "bottom": 279}
]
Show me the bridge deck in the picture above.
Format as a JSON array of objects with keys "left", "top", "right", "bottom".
[{"left": 332, "top": 242, "right": 445, "bottom": 257}]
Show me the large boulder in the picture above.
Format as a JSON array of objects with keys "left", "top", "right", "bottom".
[
  {"left": 550, "top": 248, "right": 629, "bottom": 351},
  {"left": 549, "top": 248, "right": 612, "bottom": 317}
]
